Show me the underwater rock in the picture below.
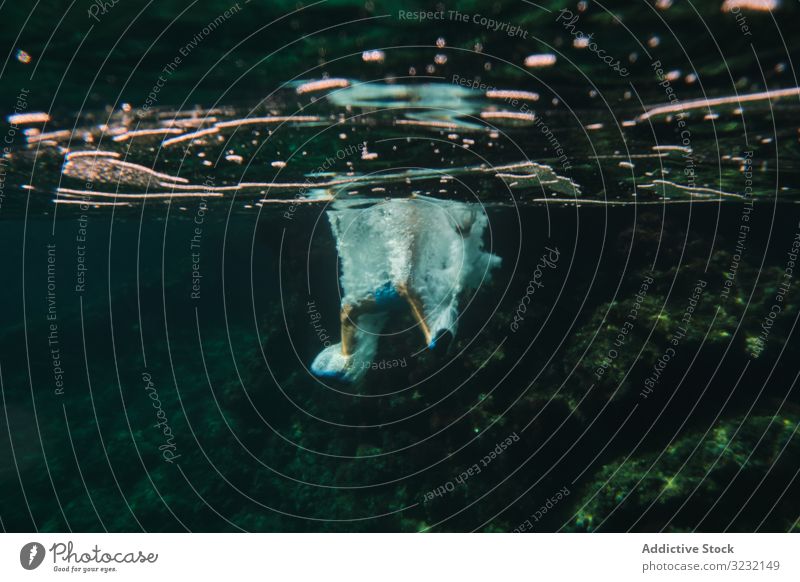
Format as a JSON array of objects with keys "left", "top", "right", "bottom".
[{"left": 567, "top": 415, "right": 799, "bottom": 532}]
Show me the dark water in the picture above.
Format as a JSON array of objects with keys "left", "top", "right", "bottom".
[{"left": 0, "top": 0, "right": 799, "bottom": 532}]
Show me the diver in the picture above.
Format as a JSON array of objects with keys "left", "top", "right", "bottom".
[{"left": 311, "top": 196, "right": 501, "bottom": 382}]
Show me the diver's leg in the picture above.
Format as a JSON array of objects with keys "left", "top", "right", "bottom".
[
  {"left": 340, "top": 299, "right": 378, "bottom": 357},
  {"left": 396, "top": 282, "right": 433, "bottom": 346},
  {"left": 340, "top": 303, "right": 356, "bottom": 357},
  {"left": 312, "top": 298, "right": 381, "bottom": 381}
]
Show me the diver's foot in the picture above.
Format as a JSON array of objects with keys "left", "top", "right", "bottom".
[
  {"left": 427, "top": 329, "right": 454, "bottom": 353},
  {"left": 310, "top": 344, "right": 355, "bottom": 381}
]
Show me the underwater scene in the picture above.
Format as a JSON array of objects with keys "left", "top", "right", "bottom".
[{"left": 0, "top": 0, "right": 799, "bottom": 533}]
